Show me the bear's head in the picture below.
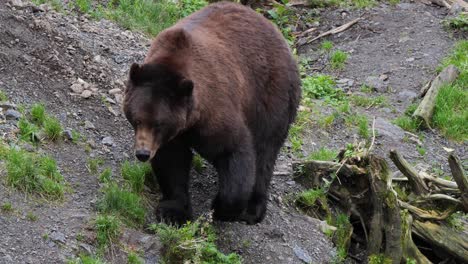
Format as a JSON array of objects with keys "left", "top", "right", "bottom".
[{"left": 123, "top": 62, "right": 194, "bottom": 162}]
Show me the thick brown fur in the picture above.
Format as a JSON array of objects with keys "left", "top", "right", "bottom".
[{"left": 123, "top": 1, "right": 301, "bottom": 225}]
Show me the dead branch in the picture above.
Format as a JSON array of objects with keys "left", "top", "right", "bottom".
[
  {"left": 413, "top": 65, "right": 460, "bottom": 129},
  {"left": 390, "top": 150, "right": 430, "bottom": 195},
  {"left": 297, "top": 17, "right": 362, "bottom": 46},
  {"left": 448, "top": 154, "right": 468, "bottom": 212},
  {"left": 420, "top": 171, "right": 458, "bottom": 189},
  {"left": 413, "top": 220, "right": 468, "bottom": 263},
  {"left": 399, "top": 201, "right": 456, "bottom": 220}
]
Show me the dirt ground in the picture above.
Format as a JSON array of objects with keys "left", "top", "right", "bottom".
[{"left": 0, "top": 0, "right": 465, "bottom": 263}]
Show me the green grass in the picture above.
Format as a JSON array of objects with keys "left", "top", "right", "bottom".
[
  {"left": 18, "top": 118, "right": 40, "bottom": 143},
  {"left": 0, "top": 89, "right": 8, "bottom": 102},
  {"left": 99, "top": 167, "right": 112, "bottom": 183},
  {"left": 95, "top": 214, "right": 121, "bottom": 248},
  {"left": 360, "top": 84, "right": 373, "bottom": 93},
  {"left": 417, "top": 145, "right": 426, "bottom": 156},
  {"left": 67, "top": 254, "right": 105, "bottom": 264},
  {"left": 44, "top": 116, "right": 63, "bottom": 141},
  {"left": 5, "top": 148, "right": 65, "bottom": 199},
  {"left": 433, "top": 41, "right": 468, "bottom": 141},
  {"left": 30, "top": 103, "right": 46, "bottom": 125},
  {"left": 127, "top": 251, "right": 144, "bottom": 264},
  {"left": 266, "top": 2, "right": 296, "bottom": 46},
  {"left": 97, "top": 183, "right": 146, "bottom": 226},
  {"left": 121, "top": 161, "right": 151, "bottom": 193},
  {"left": 26, "top": 212, "right": 38, "bottom": 221},
  {"left": 321, "top": 41, "right": 334, "bottom": 52},
  {"left": 446, "top": 211, "right": 467, "bottom": 231},
  {"left": 308, "top": 0, "right": 376, "bottom": 8},
  {"left": 330, "top": 50, "right": 348, "bottom": 69},
  {"left": 350, "top": 95, "right": 387, "bottom": 108},
  {"left": 358, "top": 116, "right": 369, "bottom": 139},
  {"left": 443, "top": 13, "right": 468, "bottom": 32},
  {"left": 1, "top": 202, "right": 13, "bottom": 213},
  {"left": 150, "top": 217, "right": 242, "bottom": 264},
  {"left": 87, "top": 158, "right": 104, "bottom": 175}
]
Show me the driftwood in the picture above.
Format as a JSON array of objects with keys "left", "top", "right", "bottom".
[
  {"left": 293, "top": 147, "right": 467, "bottom": 263},
  {"left": 448, "top": 154, "right": 468, "bottom": 212},
  {"left": 296, "top": 17, "right": 362, "bottom": 46},
  {"left": 413, "top": 65, "right": 459, "bottom": 129}
]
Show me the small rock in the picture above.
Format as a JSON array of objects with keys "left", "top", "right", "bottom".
[
  {"left": 108, "top": 88, "right": 121, "bottom": 95},
  {"left": 5, "top": 109, "right": 21, "bottom": 120},
  {"left": 9, "top": 0, "right": 24, "bottom": 8},
  {"left": 364, "top": 76, "right": 387, "bottom": 93},
  {"left": 406, "top": 57, "right": 415, "bottom": 62},
  {"left": 102, "top": 136, "right": 114, "bottom": 146},
  {"left": 293, "top": 245, "right": 312, "bottom": 263},
  {"left": 105, "top": 97, "right": 116, "bottom": 104},
  {"left": 22, "top": 143, "right": 35, "bottom": 152},
  {"left": 397, "top": 90, "right": 418, "bottom": 102},
  {"left": 114, "top": 94, "right": 123, "bottom": 105},
  {"left": 379, "top": 74, "right": 388, "bottom": 81},
  {"left": 0, "top": 102, "right": 17, "bottom": 110},
  {"left": 84, "top": 120, "right": 95, "bottom": 130},
  {"left": 81, "top": 90, "right": 92, "bottom": 99},
  {"left": 70, "top": 78, "right": 87, "bottom": 94},
  {"left": 50, "top": 231, "right": 66, "bottom": 244},
  {"left": 449, "top": 3, "right": 463, "bottom": 15},
  {"left": 375, "top": 117, "right": 405, "bottom": 142},
  {"left": 63, "top": 129, "right": 73, "bottom": 141}
]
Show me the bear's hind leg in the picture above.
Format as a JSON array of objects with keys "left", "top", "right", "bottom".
[
  {"left": 151, "top": 138, "right": 193, "bottom": 225},
  {"left": 212, "top": 135, "right": 256, "bottom": 222}
]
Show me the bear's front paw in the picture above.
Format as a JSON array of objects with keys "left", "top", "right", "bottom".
[
  {"left": 156, "top": 200, "right": 192, "bottom": 226},
  {"left": 212, "top": 195, "right": 246, "bottom": 222},
  {"left": 243, "top": 196, "right": 267, "bottom": 225}
]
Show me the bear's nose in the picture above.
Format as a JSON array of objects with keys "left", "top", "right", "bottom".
[{"left": 135, "top": 149, "right": 151, "bottom": 162}]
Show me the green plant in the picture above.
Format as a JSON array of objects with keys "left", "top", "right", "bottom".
[
  {"left": 360, "top": 84, "right": 373, "bottom": 93},
  {"left": 330, "top": 50, "right": 348, "bottom": 69},
  {"left": 30, "top": 103, "right": 46, "bottom": 125},
  {"left": 180, "top": 0, "right": 208, "bottom": 18},
  {"left": 150, "top": 217, "right": 242, "bottom": 264},
  {"left": 319, "top": 113, "right": 336, "bottom": 128},
  {"left": 74, "top": 0, "right": 92, "bottom": 13},
  {"left": 121, "top": 161, "right": 151, "bottom": 193},
  {"left": 44, "top": 116, "right": 63, "bottom": 141},
  {"left": 350, "top": 95, "right": 387, "bottom": 108},
  {"left": 1, "top": 202, "right": 13, "bottom": 213},
  {"left": 267, "top": 2, "right": 296, "bottom": 46},
  {"left": 302, "top": 74, "right": 344, "bottom": 104},
  {"left": 321, "top": 41, "right": 333, "bottom": 52},
  {"left": 71, "top": 129, "right": 82, "bottom": 144},
  {"left": 307, "top": 147, "right": 337, "bottom": 161},
  {"left": 98, "top": 183, "right": 146, "bottom": 226},
  {"left": 99, "top": 168, "right": 112, "bottom": 183},
  {"left": 42, "top": 233, "right": 49, "bottom": 240},
  {"left": 0, "top": 89, "right": 8, "bottom": 101},
  {"left": 358, "top": 116, "right": 369, "bottom": 139},
  {"left": 192, "top": 153, "right": 206, "bottom": 173},
  {"left": 18, "top": 118, "right": 40, "bottom": 143},
  {"left": 127, "top": 251, "right": 144, "bottom": 264},
  {"left": 95, "top": 214, "right": 121, "bottom": 247},
  {"left": 368, "top": 254, "right": 392, "bottom": 264},
  {"left": 443, "top": 13, "right": 468, "bottom": 32},
  {"left": 88, "top": 158, "right": 104, "bottom": 175},
  {"left": 296, "top": 188, "right": 328, "bottom": 209},
  {"left": 26, "top": 212, "right": 38, "bottom": 221},
  {"left": 417, "top": 145, "right": 426, "bottom": 156},
  {"left": 406, "top": 259, "right": 417, "bottom": 264},
  {"left": 6, "top": 148, "right": 65, "bottom": 199},
  {"left": 446, "top": 211, "right": 467, "bottom": 231}
]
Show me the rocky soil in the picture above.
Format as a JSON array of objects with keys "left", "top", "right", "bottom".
[{"left": 0, "top": 0, "right": 466, "bottom": 263}]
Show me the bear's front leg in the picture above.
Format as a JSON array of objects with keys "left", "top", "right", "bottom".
[
  {"left": 151, "top": 139, "right": 193, "bottom": 226},
  {"left": 212, "top": 139, "right": 256, "bottom": 222}
]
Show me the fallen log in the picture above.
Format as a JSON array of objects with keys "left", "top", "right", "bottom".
[
  {"left": 401, "top": 212, "right": 432, "bottom": 264},
  {"left": 412, "top": 220, "right": 468, "bottom": 263},
  {"left": 412, "top": 65, "right": 459, "bottom": 129}
]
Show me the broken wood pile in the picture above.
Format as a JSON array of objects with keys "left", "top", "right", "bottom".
[{"left": 292, "top": 148, "right": 467, "bottom": 263}]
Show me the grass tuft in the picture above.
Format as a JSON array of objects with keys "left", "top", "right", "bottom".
[
  {"left": 330, "top": 50, "right": 348, "bottom": 69},
  {"left": 44, "top": 116, "right": 63, "bottom": 141},
  {"left": 6, "top": 148, "right": 65, "bottom": 199},
  {"left": 95, "top": 214, "right": 121, "bottom": 247},
  {"left": 18, "top": 118, "right": 40, "bottom": 143},
  {"left": 350, "top": 95, "right": 387, "bottom": 108},
  {"left": 302, "top": 74, "right": 344, "bottom": 104},
  {"left": 30, "top": 103, "right": 46, "bottom": 125},
  {"left": 150, "top": 217, "right": 242, "bottom": 264},
  {"left": 321, "top": 41, "right": 333, "bottom": 52},
  {"left": 127, "top": 251, "right": 144, "bottom": 264},
  {"left": 121, "top": 161, "right": 152, "bottom": 193},
  {"left": 98, "top": 183, "right": 146, "bottom": 226},
  {"left": 1, "top": 202, "right": 13, "bottom": 213},
  {"left": 0, "top": 89, "right": 8, "bottom": 102}
]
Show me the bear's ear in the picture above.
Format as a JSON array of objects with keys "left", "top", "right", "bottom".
[
  {"left": 177, "top": 78, "right": 194, "bottom": 97},
  {"left": 129, "top": 63, "right": 141, "bottom": 83}
]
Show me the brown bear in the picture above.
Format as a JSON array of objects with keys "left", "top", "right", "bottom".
[{"left": 123, "top": 1, "right": 301, "bottom": 225}]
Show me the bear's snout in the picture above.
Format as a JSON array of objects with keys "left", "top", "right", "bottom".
[{"left": 135, "top": 149, "right": 151, "bottom": 162}]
